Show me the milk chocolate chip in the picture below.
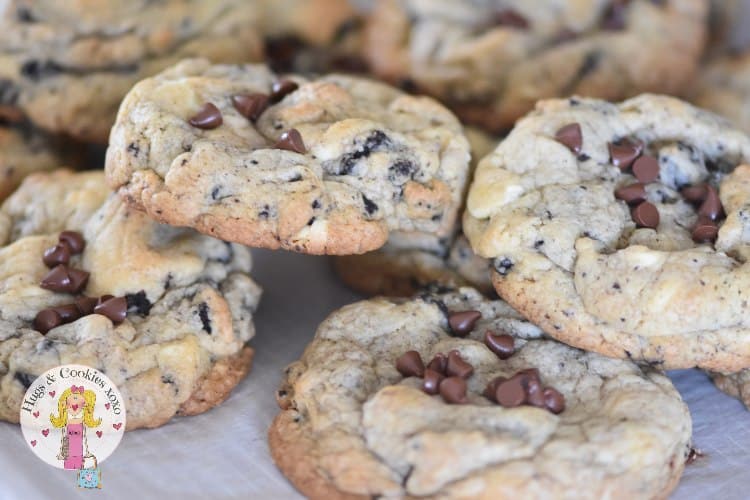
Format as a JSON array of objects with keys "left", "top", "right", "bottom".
[
  {"left": 631, "top": 201, "right": 659, "bottom": 229},
  {"left": 189, "top": 103, "right": 223, "bottom": 129},
  {"left": 484, "top": 331, "right": 515, "bottom": 359},
  {"left": 691, "top": 216, "right": 719, "bottom": 243},
  {"left": 446, "top": 350, "right": 474, "bottom": 379},
  {"left": 270, "top": 80, "right": 299, "bottom": 103},
  {"left": 396, "top": 351, "right": 425, "bottom": 378},
  {"left": 42, "top": 243, "right": 71, "bottom": 268},
  {"left": 94, "top": 296, "right": 127, "bottom": 324},
  {"left": 232, "top": 93, "right": 269, "bottom": 121},
  {"left": 423, "top": 369, "right": 444, "bottom": 395},
  {"left": 554, "top": 123, "right": 582, "bottom": 154},
  {"left": 33, "top": 309, "right": 61, "bottom": 334},
  {"left": 447, "top": 310, "right": 482, "bottom": 336},
  {"left": 58, "top": 231, "right": 85, "bottom": 254},
  {"left": 427, "top": 353, "right": 448, "bottom": 374},
  {"left": 697, "top": 185, "right": 723, "bottom": 221},
  {"left": 274, "top": 129, "right": 306, "bottom": 154},
  {"left": 40, "top": 265, "right": 89, "bottom": 294},
  {"left": 614, "top": 182, "right": 646, "bottom": 205},
  {"left": 543, "top": 387, "right": 566, "bottom": 414},
  {"left": 439, "top": 376, "right": 468, "bottom": 404},
  {"left": 632, "top": 155, "right": 660, "bottom": 184},
  {"left": 495, "top": 376, "right": 526, "bottom": 407},
  {"left": 609, "top": 139, "right": 642, "bottom": 170}
]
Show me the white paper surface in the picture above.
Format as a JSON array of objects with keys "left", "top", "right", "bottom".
[{"left": 0, "top": 249, "right": 748, "bottom": 499}]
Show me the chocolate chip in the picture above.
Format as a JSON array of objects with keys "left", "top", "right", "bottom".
[
  {"left": 93, "top": 296, "right": 127, "bottom": 324},
  {"left": 270, "top": 80, "right": 299, "bottom": 103},
  {"left": 422, "top": 369, "right": 444, "bottom": 395},
  {"left": 517, "top": 367, "right": 541, "bottom": 384},
  {"left": 554, "top": 123, "right": 582, "bottom": 154},
  {"left": 274, "top": 129, "right": 306, "bottom": 154},
  {"left": 495, "top": 377, "right": 526, "bottom": 407},
  {"left": 67, "top": 268, "right": 90, "bottom": 294},
  {"left": 526, "top": 378, "right": 546, "bottom": 408},
  {"left": 448, "top": 310, "right": 482, "bottom": 336},
  {"left": 75, "top": 296, "right": 98, "bottom": 316},
  {"left": 697, "top": 185, "right": 723, "bottom": 221},
  {"left": 58, "top": 231, "right": 85, "bottom": 254},
  {"left": 543, "top": 387, "right": 566, "bottom": 414},
  {"left": 427, "top": 353, "right": 448, "bottom": 374},
  {"left": 681, "top": 184, "right": 708, "bottom": 204},
  {"left": 189, "top": 103, "right": 223, "bottom": 129},
  {"left": 608, "top": 139, "right": 642, "bottom": 170},
  {"left": 50, "top": 304, "right": 81, "bottom": 324},
  {"left": 439, "top": 376, "right": 468, "bottom": 404},
  {"left": 396, "top": 351, "right": 425, "bottom": 378},
  {"left": 446, "top": 350, "right": 474, "bottom": 379},
  {"left": 42, "top": 243, "right": 71, "bottom": 268},
  {"left": 631, "top": 201, "right": 659, "bottom": 229},
  {"left": 40, "top": 265, "right": 89, "bottom": 294},
  {"left": 614, "top": 182, "right": 646, "bottom": 205},
  {"left": 484, "top": 331, "right": 515, "bottom": 359},
  {"left": 692, "top": 216, "right": 719, "bottom": 243},
  {"left": 483, "top": 376, "right": 506, "bottom": 401},
  {"left": 232, "top": 93, "right": 269, "bottom": 121},
  {"left": 34, "top": 309, "right": 61, "bottom": 334},
  {"left": 632, "top": 155, "right": 660, "bottom": 184},
  {"left": 494, "top": 9, "right": 529, "bottom": 29}
]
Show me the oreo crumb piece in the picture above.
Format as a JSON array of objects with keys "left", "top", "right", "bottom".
[
  {"left": 494, "top": 257, "right": 514, "bottom": 275},
  {"left": 15, "top": 372, "right": 35, "bottom": 389},
  {"left": 578, "top": 154, "right": 590, "bottom": 162},
  {"left": 161, "top": 375, "right": 175, "bottom": 385},
  {"left": 362, "top": 194, "right": 378, "bottom": 215},
  {"left": 534, "top": 240, "right": 545, "bottom": 248},
  {"left": 211, "top": 186, "right": 220, "bottom": 200},
  {"left": 388, "top": 160, "right": 417, "bottom": 183},
  {"left": 17, "top": 7, "right": 35, "bottom": 22},
  {"left": 164, "top": 273, "right": 173, "bottom": 290},
  {"left": 307, "top": 217, "right": 316, "bottom": 226},
  {"left": 197, "top": 302, "right": 212, "bottom": 334},
  {"left": 312, "top": 199, "right": 321, "bottom": 209},
  {"left": 125, "top": 291, "right": 152, "bottom": 317},
  {"left": 20, "top": 60, "right": 63, "bottom": 81},
  {"left": 259, "top": 205, "right": 270, "bottom": 219},
  {"left": 333, "top": 130, "right": 391, "bottom": 175},
  {"left": 127, "top": 142, "right": 140, "bottom": 157}
]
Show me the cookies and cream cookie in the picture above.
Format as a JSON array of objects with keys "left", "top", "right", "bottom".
[
  {"left": 271, "top": 288, "right": 692, "bottom": 499},
  {"left": 364, "top": 0, "right": 707, "bottom": 132},
  {"left": 0, "top": 170, "right": 261, "bottom": 429},
  {"left": 106, "top": 59, "right": 471, "bottom": 255},
  {"left": 465, "top": 94, "right": 750, "bottom": 371}
]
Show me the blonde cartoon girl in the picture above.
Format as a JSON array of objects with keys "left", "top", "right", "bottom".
[{"left": 50, "top": 385, "right": 101, "bottom": 470}]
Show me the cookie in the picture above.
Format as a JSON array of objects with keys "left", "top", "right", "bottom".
[
  {"left": 691, "top": 52, "right": 750, "bottom": 134},
  {"left": 0, "top": 123, "right": 66, "bottom": 202},
  {"left": 333, "top": 128, "right": 496, "bottom": 296},
  {"left": 364, "top": 0, "right": 707, "bottom": 132},
  {"left": 270, "top": 288, "right": 692, "bottom": 499},
  {"left": 106, "top": 59, "right": 471, "bottom": 255},
  {"left": 464, "top": 94, "right": 750, "bottom": 371},
  {"left": 709, "top": 370, "right": 750, "bottom": 409},
  {"left": 0, "top": 0, "right": 264, "bottom": 143},
  {"left": 0, "top": 170, "right": 261, "bottom": 430}
]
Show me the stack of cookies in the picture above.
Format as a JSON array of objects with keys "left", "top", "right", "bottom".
[{"left": 1, "top": 0, "right": 749, "bottom": 498}]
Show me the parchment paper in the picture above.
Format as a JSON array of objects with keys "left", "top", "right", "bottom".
[{"left": 0, "top": 249, "right": 747, "bottom": 499}]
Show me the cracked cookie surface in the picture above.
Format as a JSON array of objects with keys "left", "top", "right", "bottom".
[
  {"left": 0, "top": 0, "right": 263, "bottom": 142},
  {"left": 465, "top": 94, "right": 750, "bottom": 370},
  {"left": 364, "top": 0, "right": 707, "bottom": 132},
  {"left": 106, "top": 59, "right": 470, "bottom": 255},
  {"left": 0, "top": 170, "right": 261, "bottom": 429},
  {"left": 270, "top": 288, "right": 691, "bottom": 499},
  {"left": 692, "top": 52, "right": 750, "bottom": 134}
]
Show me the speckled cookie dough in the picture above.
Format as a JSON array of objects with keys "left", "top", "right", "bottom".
[
  {"left": 465, "top": 94, "right": 750, "bottom": 371},
  {"left": 270, "top": 288, "right": 692, "bottom": 499},
  {"left": 106, "top": 59, "right": 471, "bottom": 255},
  {"left": 0, "top": 0, "right": 264, "bottom": 142},
  {"left": 364, "top": 0, "right": 707, "bottom": 132},
  {"left": 0, "top": 170, "right": 261, "bottom": 430}
]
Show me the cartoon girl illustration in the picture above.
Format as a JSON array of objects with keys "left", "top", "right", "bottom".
[{"left": 50, "top": 385, "right": 101, "bottom": 470}]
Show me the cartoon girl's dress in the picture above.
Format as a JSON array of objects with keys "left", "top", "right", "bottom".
[{"left": 64, "top": 423, "right": 84, "bottom": 470}]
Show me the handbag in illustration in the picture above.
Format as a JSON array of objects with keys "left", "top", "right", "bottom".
[{"left": 77, "top": 454, "right": 101, "bottom": 489}]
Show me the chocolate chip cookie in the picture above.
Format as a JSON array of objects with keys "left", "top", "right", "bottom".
[
  {"left": 709, "top": 369, "right": 750, "bottom": 409},
  {"left": 692, "top": 52, "right": 750, "bottom": 134},
  {"left": 334, "top": 128, "right": 496, "bottom": 295},
  {"left": 106, "top": 59, "right": 471, "bottom": 255},
  {"left": 270, "top": 288, "right": 692, "bottom": 499},
  {"left": 364, "top": 0, "right": 707, "bottom": 132},
  {"left": 0, "top": 123, "right": 66, "bottom": 202},
  {"left": 464, "top": 94, "right": 750, "bottom": 371},
  {"left": 0, "top": 170, "right": 261, "bottom": 430},
  {"left": 0, "top": 0, "right": 264, "bottom": 143}
]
